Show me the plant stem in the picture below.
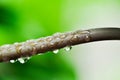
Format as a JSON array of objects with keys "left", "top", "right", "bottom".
[{"left": 0, "top": 27, "right": 120, "bottom": 62}]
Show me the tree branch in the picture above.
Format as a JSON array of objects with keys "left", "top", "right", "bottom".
[{"left": 0, "top": 27, "right": 120, "bottom": 62}]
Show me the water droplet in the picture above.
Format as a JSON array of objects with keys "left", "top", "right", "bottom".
[
  {"left": 26, "top": 57, "right": 31, "bottom": 60},
  {"left": 53, "top": 49, "right": 59, "bottom": 54},
  {"left": 17, "top": 58, "right": 25, "bottom": 64},
  {"left": 38, "top": 53, "right": 43, "bottom": 55},
  {"left": 24, "top": 57, "right": 30, "bottom": 62},
  {"left": 38, "top": 54, "right": 41, "bottom": 55},
  {"left": 64, "top": 46, "right": 72, "bottom": 51},
  {"left": 17, "top": 57, "right": 30, "bottom": 64},
  {"left": 10, "top": 60, "right": 16, "bottom": 63}
]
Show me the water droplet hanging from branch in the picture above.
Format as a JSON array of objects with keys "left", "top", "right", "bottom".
[{"left": 0, "top": 27, "right": 120, "bottom": 63}]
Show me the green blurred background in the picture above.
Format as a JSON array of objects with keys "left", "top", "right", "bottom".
[
  {"left": 0, "top": 0, "right": 120, "bottom": 80},
  {"left": 0, "top": 0, "right": 76, "bottom": 80}
]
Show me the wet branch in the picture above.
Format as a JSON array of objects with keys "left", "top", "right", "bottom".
[{"left": 0, "top": 27, "right": 120, "bottom": 62}]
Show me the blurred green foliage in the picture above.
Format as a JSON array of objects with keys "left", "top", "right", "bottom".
[{"left": 0, "top": 0, "right": 76, "bottom": 80}]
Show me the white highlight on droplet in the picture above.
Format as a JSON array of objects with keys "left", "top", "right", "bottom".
[
  {"left": 10, "top": 60, "right": 15, "bottom": 63},
  {"left": 64, "top": 46, "right": 72, "bottom": 51},
  {"left": 18, "top": 58, "right": 25, "bottom": 64},
  {"left": 26, "top": 57, "right": 30, "bottom": 60},
  {"left": 38, "top": 53, "right": 43, "bottom": 55},
  {"left": 53, "top": 49, "right": 59, "bottom": 54}
]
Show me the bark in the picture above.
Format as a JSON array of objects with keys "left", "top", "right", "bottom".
[{"left": 0, "top": 27, "right": 120, "bottom": 62}]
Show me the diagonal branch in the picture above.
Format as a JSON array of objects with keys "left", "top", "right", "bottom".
[{"left": 0, "top": 27, "right": 120, "bottom": 62}]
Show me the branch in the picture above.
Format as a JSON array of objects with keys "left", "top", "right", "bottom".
[{"left": 0, "top": 27, "right": 120, "bottom": 63}]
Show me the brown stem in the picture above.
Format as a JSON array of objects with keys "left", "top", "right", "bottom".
[{"left": 0, "top": 27, "right": 120, "bottom": 62}]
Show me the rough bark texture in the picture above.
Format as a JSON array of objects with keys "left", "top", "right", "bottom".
[{"left": 0, "top": 28, "right": 120, "bottom": 62}]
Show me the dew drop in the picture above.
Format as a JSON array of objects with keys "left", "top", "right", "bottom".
[
  {"left": 24, "top": 57, "right": 30, "bottom": 62},
  {"left": 53, "top": 49, "right": 59, "bottom": 54},
  {"left": 17, "top": 57, "right": 31, "bottom": 64},
  {"left": 64, "top": 46, "right": 72, "bottom": 51},
  {"left": 38, "top": 53, "right": 43, "bottom": 55},
  {"left": 17, "top": 58, "right": 25, "bottom": 64},
  {"left": 10, "top": 60, "right": 16, "bottom": 63},
  {"left": 26, "top": 57, "right": 31, "bottom": 60}
]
